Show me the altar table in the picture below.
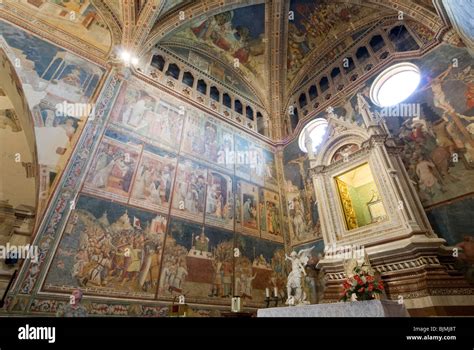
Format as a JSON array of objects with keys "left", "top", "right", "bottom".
[{"left": 257, "top": 300, "right": 409, "bottom": 317}]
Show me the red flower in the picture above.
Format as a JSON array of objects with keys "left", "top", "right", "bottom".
[
  {"left": 358, "top": 287, "right": 364, "bottom": 293},
  {"left": 368, "top": 284, "right": 374, "bottom": 292},
  {"left": 367, "top": 276, "right": 374, "bottom": 282},
  {"left": 378, "top": 283, "right": 384, "bottom": 290}
]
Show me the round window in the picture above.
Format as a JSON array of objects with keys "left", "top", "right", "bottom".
[
  {"left": 298, "top": 118, "right": 328, "bottom": 153},
  {"left": 370, "top": 62, "right": 420, "bottom": 107}
]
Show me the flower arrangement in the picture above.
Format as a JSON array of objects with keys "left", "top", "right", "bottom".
[{"left": 340, "top": 266, "right": 384, "bottom": 302}]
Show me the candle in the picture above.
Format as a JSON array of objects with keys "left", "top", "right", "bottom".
[
  {"left": 274, "top": 287, "right": 278, "bottom": 297},
  {"left": 265, "top": 288, "right": 270, "bottom": 298}
]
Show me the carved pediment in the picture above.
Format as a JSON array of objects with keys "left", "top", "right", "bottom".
[{"left": 324, "top": 107, "right": 366, "bottom": 143}]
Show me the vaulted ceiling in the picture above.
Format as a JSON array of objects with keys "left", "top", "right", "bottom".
[{"left": 0, "top": 0, "right": 461, "bottom": 139}]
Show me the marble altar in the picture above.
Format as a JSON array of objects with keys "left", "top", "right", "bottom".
[{"left": 257, "top": 300, "right": 410, "bottom": 317}]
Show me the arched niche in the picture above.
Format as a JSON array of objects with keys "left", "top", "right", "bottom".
[
  {"left": 0, "top": 48, "right": 38, "bottom": 250},
  {"left": 309, "top": 106, "right": 436, "bottom": 248}
]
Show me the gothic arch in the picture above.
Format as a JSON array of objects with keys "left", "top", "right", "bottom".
[{"left": 0, "top": 48, "right": 39, "bottom": 234}]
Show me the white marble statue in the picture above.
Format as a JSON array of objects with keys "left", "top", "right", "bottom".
[{"left": 285, "top": 247, "right": 314, "bottom": 305}]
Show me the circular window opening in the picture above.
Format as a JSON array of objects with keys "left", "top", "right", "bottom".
[
  {"left": 298, "top": 118, "right": 328, "bottom": 153},
  {"left": 370, "top": 62, "right": 420, "bottom": 107}
]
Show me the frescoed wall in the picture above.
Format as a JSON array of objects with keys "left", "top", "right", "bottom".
[
  {"left": 8, "top": 0, "right": 112, "bottom": 52},
  {"left": 0, "top": 20, "right": 105, "bottom": 217},
  {"left": 235, "top": 234, "right": 286, "bottom": 306},
  {"left": 282, "top": 138, "right": 322, "bottom": 247},
  {"left": 158, "top": 219, "right": 234, "bottom": 303},
  {"left": 6, "top": 3, "right": 472, "bottom": 315},
  {"left": 41, "top": 76, "right": 284, "bottom": 307},
  {"left": 283, "top": 43, "right": 473, "bottom": 251},
  {"left": 43, "top": 194, "right": 166, "bottom": 299},
  {"left": 345, "top": 44, "right": 474, "bottom": 209}
]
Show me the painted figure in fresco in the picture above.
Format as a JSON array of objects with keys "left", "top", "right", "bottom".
[
  {"left": 196, "top": 175, "right": 206, "bottom": 213},
  {"left": 122, "top": 93, "right": 154, "bottom": 128},
  {"left": 455, "top": 236, "right": 474, "bottom": 282},
  {"left": 235, "top": 193, "right": 241, "bottom": 223},
  {"left": 162, "top": 165, "right": 172, "bottom": 203},
  {"left": 210, "top": 261, "right": 223, "bottom": 297},
  {"left": 190, "top": 10, "right": 263, "bottom": 74},
  {"left": 91, "top": 154, "right": 115, "bottom": 188},
  {"left": 216, "top": 192, "right": 224, "bottom": 219},
  {"left": 56, "top": 289, "right": 88, "bottom": 317},
  {"left": 119, "top": 241, "right": 143, "bottom": 285},
  {"left": 195, "top": 230, "right": 210, "bottom": 252},
  {"left": 172, "top": 261, "right": 189, "bottom": 289},
  {"left": 185, "top": 174, "right": 199, "bottom": 213},
  {"left": 243, "top": 195, "right": 258, "bottom": 228},
  {"left": 204, "top": 122, "right": 218, "bottom": 161},
  {"left": 60, "top": 118, "right": 77, "bottom": 141},
  {"left": 419, "top": 66, "right": 474, "bottom": 160},
  {"left": 139, "top": 240, "right": 162, "bottom": 291},
  {"left": 92, "top": 146, "right": 114, "bottom": 188},
  {"left": 272, "top": 204, "right": 281, "bottom": 235},
  {"left": 266, "top": 203, "right": 275, "bottom": 234},
  {"left": 241, "top": 272, "right": 257, "bottom": 298},
  {"left": 88, "top": 252, "right": 112, "bottom": 286},
  {"left": 207, "top": 184, "right": 217, "bottom": 214},
  {"left": 292, "top": 198, "right": 307, "bottom": 240},
  {"left": 121, "top": 158, "right": 135, "bottom": 193},
  {"left": 259, "top": 200, "right": 266, "bottom": 232},
  {"left": 61, "top": 67, "right": 82, "bottom": 88},
  {"left": 222, "top": 261, "right": 232, "bottom": 297},
  {"left": 415, "top": 158, "right": 444, "bottom": 196}
]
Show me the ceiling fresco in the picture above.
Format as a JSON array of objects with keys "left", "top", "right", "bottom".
[
  {"left": 287, "top": 0, "right": 392, "bottom": 83},
  {"left": 160, "top": 4, "right": 267, "bottom": 93},
  {"left": 0, "top": 0, "right": 460, "bottom": 139},
  {"left": 156, "top": 0, "right": 188, "bottom": 19},
  {"left": 6, "top": 0, "right": 112, "bottom": 52}
]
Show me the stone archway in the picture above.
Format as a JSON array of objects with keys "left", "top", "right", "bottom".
[{"left": 0, "top": 48, "right": 38, "bottom": 291}]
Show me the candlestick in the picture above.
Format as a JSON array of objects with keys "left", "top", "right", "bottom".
[
  {"left": 274, "top": 287, "right": 278, "bottom": 297},
  {"left": 265, "top": 288, "right": 270, "bottom": 298}
]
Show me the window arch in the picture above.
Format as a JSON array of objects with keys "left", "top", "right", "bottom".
[
  {"left": 210, "top": 86, "right": 220, "bottom": 101},
  {"left": 182, "top": 72, "right": 194, "bottom": 87},
  {"left": 309, "top": 85, "right": 318, "bottom": 100},
  {"left": 290, "top": 107, "right": 299, "bottom": 131},
  {"left": 165, "top": 63, "right": 180, "bottom": 79},
  {"left": 299, "top": 93, "right": 308, "bottom": 108},
  {"left": 319, "top": 76, "right": 330, "bottom": 93},
  {"left": 197, "top": 79, "right": 207, "bottom": 94},
  {"left": 369, "top": 35, "right": 386, "bottom": 52},
  {"left": 389, "top": 25, "right": 419, "bottom": 51},
  {"left": 356, "top": 47, "right": 370, "bottom": 62},
  {"left": 223, "top": 93, "right": 232, "bottom": 108},
  {"left": 234, "top": 99, "right": 243, "bottom": 114},
  {"left": 151, "top": 54, "right": 165, "bottom": 71},
  {"left": 343, "top": 57, "right": 355, "bottom": 74},
  {"left": 246, "top": 106, "right": 254, "bottom": 120}
]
